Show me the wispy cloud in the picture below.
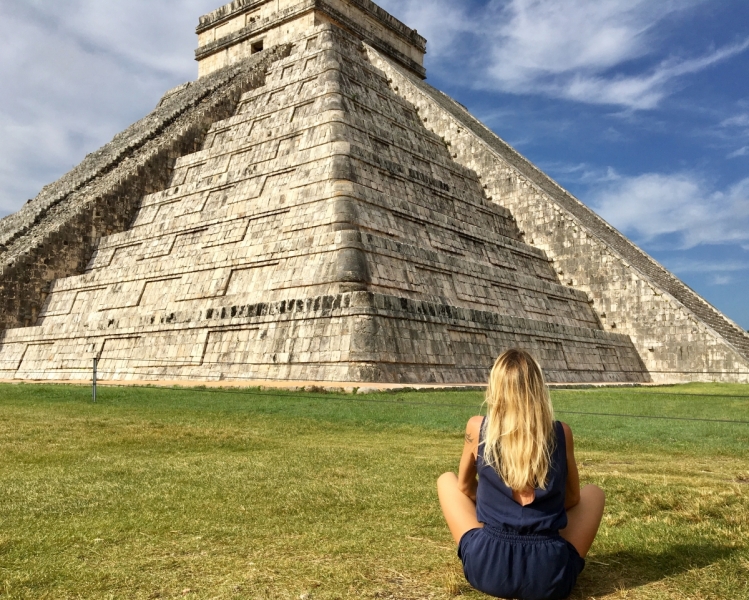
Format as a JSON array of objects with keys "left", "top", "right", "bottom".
[
  {"left": 667, "top": 258, "right": 749, "bottom": 274},
  {"left": 381, "top": 0, "right": 749, "bottom": 110},
  {"left": 720, "top": 113, "right": 749, "bottom": 158},
  {"left": 544, "top": 162, "right": 621, "bottom": 186},
  {"left": 721, "top": 114, "right": 749, "bottom": 128},
  {"left": 556, "top": 39, "right": 749, "bottom": 109},
  {"left": 667, "top": 258, "right": 749, "bottom": 286},
  {"left": 590, "top": 172, "right": 749, "bottom": 249}
]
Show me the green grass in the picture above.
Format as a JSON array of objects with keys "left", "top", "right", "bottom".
[{"left": 0, "top": 383, "right": 748, "bottom": 599}]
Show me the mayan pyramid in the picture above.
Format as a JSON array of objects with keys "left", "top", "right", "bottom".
[{"left": 0, "top": 0, "right": 747, "bottom": 384}]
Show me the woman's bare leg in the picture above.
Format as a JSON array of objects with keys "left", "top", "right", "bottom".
[
  {"left": 559, "top": 485, "right": 605, "bottom": 558},
  {"left": 437, "top": 472, "right": 483, "bottom": 544}
]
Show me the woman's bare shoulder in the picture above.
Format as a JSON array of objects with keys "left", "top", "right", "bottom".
[
  {"left": 467, "top": 415, "right": 484, "bottom": 430},
  {"left": 466, "top": 415, "right": 484, "bottom": 439}
]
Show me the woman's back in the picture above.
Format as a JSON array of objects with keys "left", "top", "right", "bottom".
[
  {"left": 476, "top": 419, "right": 568, "bottom": 535},
  {"left": 437, "top": 349, "right": 605, "bottom": 600}
]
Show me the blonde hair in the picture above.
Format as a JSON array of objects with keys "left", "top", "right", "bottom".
[{"left": 483, "top": 349, "right": 555, "bottom": 491}]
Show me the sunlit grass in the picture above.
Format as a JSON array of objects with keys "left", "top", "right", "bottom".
[{"left": 0, "top": 383, "right": 747, "bottom": 599}]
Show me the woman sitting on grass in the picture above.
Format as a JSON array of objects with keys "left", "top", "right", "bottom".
[{"left": 438, "top": 349, "right": 605, "bottom": 600}]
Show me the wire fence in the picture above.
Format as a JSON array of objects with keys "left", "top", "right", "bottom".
[
  {"left": 9, "top": 366, "right": 749, "bottom": 395},
  {"left": 46, "top": 376, "right": 749, "bottom": 426},
  {"left": 4, "top": 359, "right": 749, "bottom": 425},
  {"left": 553, "top": 389, "right": 749, "bottom": 400}
]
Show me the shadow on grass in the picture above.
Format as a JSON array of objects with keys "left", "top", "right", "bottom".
[{"left": 572, "top": 543, "right": 735, "bottom": 598}]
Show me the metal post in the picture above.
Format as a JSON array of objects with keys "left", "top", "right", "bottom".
[{"left": 93, "top": 357, "right": 98, "bottom": 403}]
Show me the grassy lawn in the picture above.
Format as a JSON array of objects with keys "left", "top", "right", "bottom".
[{"left": 0, "top": 383, "right": 748, "bottom": 599}]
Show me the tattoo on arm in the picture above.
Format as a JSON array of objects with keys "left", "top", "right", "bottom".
[{"left": 465, "top": 432, "right": 474, "bottom": 444}]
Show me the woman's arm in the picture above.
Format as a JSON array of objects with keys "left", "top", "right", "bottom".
[
  {"left": 457, "top": 416, "right": 483, "bottom": 502},
  {"left": 562, "top": 422, "right": 581, "bottom": 510}
]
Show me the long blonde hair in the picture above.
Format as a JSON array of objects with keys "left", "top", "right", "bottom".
[{"left": 483, "top": 349, "right": 555, "bottom": 491}]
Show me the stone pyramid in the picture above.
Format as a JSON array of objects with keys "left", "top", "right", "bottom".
[{"left": 0, "top": 0, "right": 747, "bottom": 384}]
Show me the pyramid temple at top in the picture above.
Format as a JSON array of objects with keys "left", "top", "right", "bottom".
[{"left": 0, "top": 0, "right": 748, "bottom": 384}]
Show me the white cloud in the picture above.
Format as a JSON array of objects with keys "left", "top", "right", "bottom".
[
  {"left": 721, "top": 114, "right": 749, "bottom": 128},
  {"left": 556, "top": 39, "right": 749, "bottom": 109},
  {"left": 590, "top": 172, "right": 749, "bottom": 249},
  {"left": 667, "top": 258, "right": 749, "bottom": 282},
  {"left": 545, "top": 162, "right": 622, "bottom": 186},
  {"left": 721, "top": 112, "right": 749, "bottom": 157},
  {"left": 380, "top": 0, "right": 748, "bottom": 110}
]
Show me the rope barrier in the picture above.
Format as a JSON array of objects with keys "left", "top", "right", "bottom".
[
  {"left": 554, "top": 409, "right": 749, "bottom": 425},
  {"left": 9, "top": 370, "right": 749, "bottom": 398},
  {"left": 62, "top": 383, "right": 749, "bottom": 426},
  {"left": 3, "top": 367, "right": 748, "bottom": 425},
  {"left": 553, "top": 389, "right": 749, "bottom": 400}
]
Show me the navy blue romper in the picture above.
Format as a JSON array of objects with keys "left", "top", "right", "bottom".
[{"left": 458, "top": 420, "right": 585, "bottom": 600}]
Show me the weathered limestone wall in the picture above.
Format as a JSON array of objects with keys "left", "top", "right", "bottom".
[
  {"left": 0, "top": 46, "right": 291, "bottom": 331},
  {"left": 196, "top": 0, "right": 426, "bottom": 79},
  {"left": 0, "top": 290, "right": 644, "bottom": 384},
  {"left": 366, "top": 48, "right": 749, "bottom": 383},
  {"left": 196, "top": 0, "right": 314, "bottom": 77}
]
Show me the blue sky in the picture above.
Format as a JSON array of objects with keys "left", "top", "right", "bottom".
[{"left": 1, "top": 0, "right": 747, "bottom": 328}]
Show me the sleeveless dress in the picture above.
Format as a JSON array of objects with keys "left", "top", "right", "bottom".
[{"left": 457, "top": 420, "right": 585, "bottom": 600}]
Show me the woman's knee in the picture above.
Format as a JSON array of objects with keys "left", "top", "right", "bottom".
[
  {"left": 582, "top": 484, "right": 606, "bottom": 505},
  {"left": 437, "top": 472, "right": 458, "bottom": 493},
  {"left": 581, "top": 485, "right": 606, "bottom": 519}
]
